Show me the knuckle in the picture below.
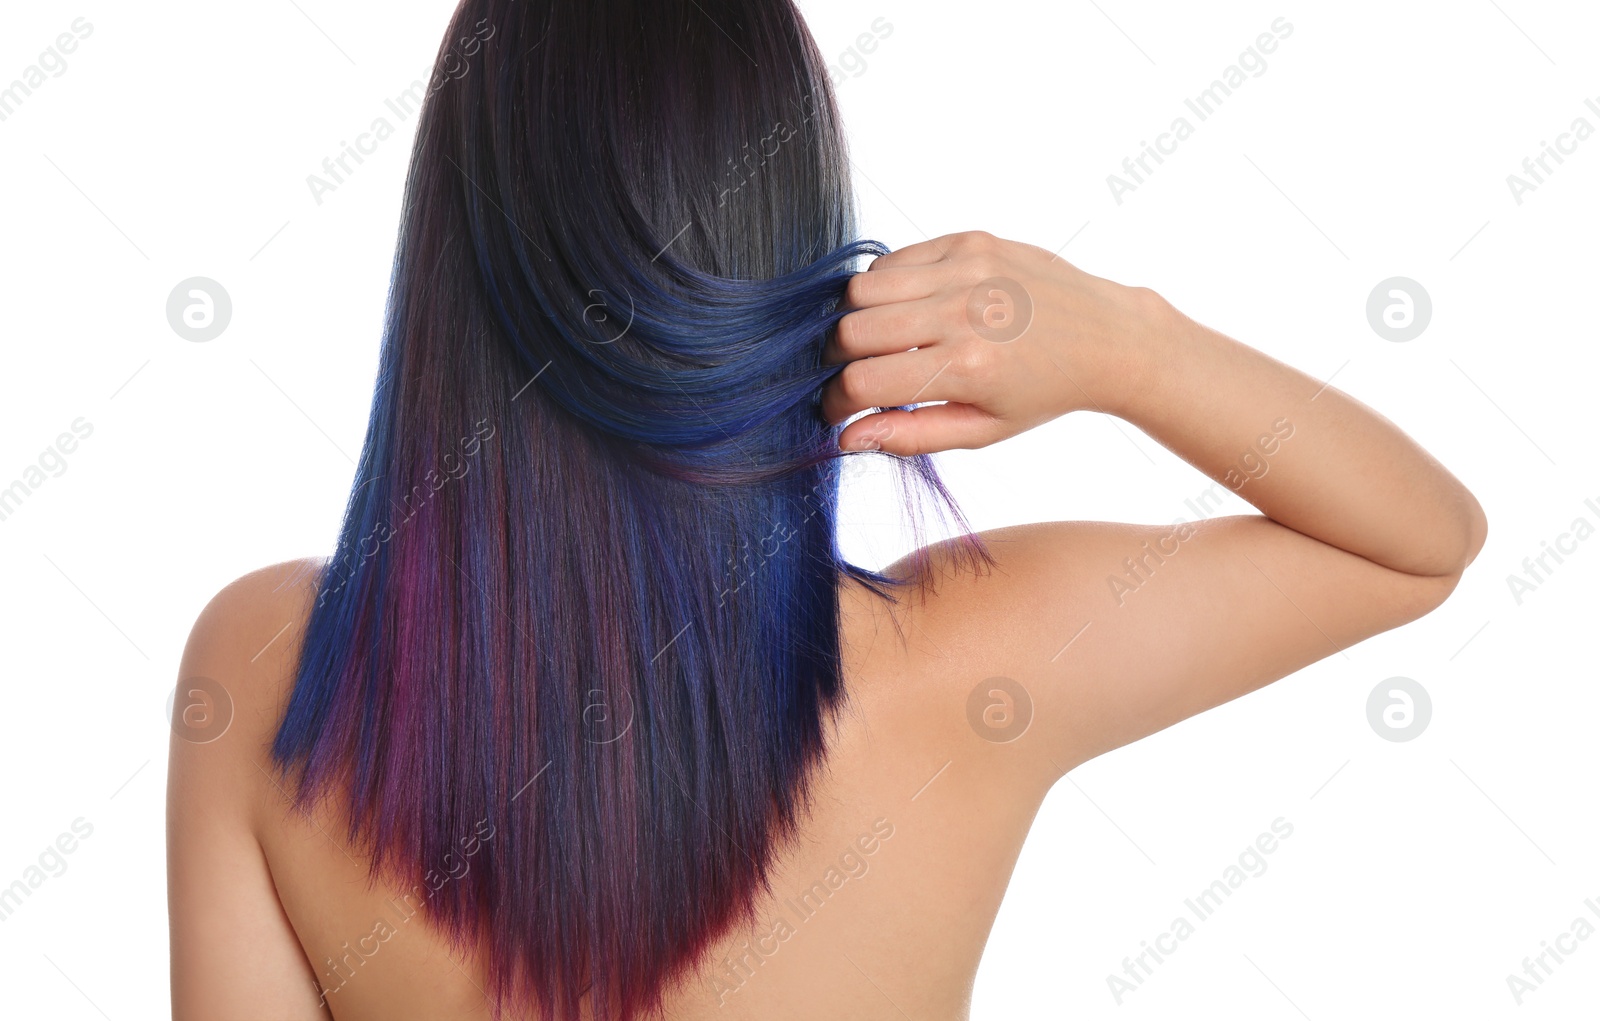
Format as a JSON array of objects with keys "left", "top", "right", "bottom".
[
  {"left": 836, "top": 310, "right": 868, "bottom": 353},
  {"left": 957, "top": 229, "right": 995, "bottom": 251},
  {"left": 952, "top": 231, "right": 1005, "bottom": 279},
  {"left": 844, "top": 271, "right": 871, "bottom": 309},
  {"left": 1124, "top": 284, "right": 1171, "bottom": 328},
  {"left": 838, "top": 359, "right": 877, "bottom": 405},
  {"left": 948, "top": 339, "right": 992, "bottom": 380},
  {"left": 1132, "top": 284, "right": 1166, "bottom": 308}
]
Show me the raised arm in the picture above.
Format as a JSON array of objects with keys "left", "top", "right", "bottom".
[{"left": 822, "top": 231, "right": 1486, "bottom": 780}]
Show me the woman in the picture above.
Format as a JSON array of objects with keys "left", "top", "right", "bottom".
[{"left": 166, "top": 0, "right": 1486, "bottom": 1018}]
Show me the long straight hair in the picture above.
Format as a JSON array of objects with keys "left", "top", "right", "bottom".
[{"left": 272, "top": 1, "right": 986, "bottom": 1017}]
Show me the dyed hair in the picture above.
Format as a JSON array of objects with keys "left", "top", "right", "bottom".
[{"left": 271, "top": 1, "right": 986, "bottom": 1018}]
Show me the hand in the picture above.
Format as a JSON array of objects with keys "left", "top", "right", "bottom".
[{"left": 820, "top": 230, "right": 1168, "bottom": 454}]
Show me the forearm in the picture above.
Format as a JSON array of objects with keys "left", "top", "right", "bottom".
[{"left": 1098, "top": 295, "right": 1486, "bottom": 578}]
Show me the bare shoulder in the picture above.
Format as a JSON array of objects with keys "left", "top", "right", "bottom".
[
  {"left": 182, "top": 558, "right": 325, "bottom": 674},
  {"left": 167, "top": 557, "right": 339, "bottom": 1020},
  {"left": 169, "top": 558, "right": 326, "bottom": 810},
  {"left": 876, "top": 517, "right": 1465, "bottom": 786},
  {"left": 177, "top": 558, "right": 325, "bottom": 737}
]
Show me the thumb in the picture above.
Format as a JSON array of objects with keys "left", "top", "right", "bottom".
[{"left": 837, "top": 403, "right": 1000, "bottom": 456}]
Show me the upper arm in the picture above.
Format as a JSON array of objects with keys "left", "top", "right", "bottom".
[
  {"left": 902, "top": 515, "right": 1468, "bottom": 783},
  {"left": 167, "top": 562, "right": 330, "bottom": 1021}
]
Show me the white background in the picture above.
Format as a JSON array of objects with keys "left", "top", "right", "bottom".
[{"left": 0, "top": 1, "right": 1596, "bottom": 1018}]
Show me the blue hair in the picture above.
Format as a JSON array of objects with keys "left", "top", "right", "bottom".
[{"left": 272, "top": 1, "right": 988, "bottom": 1018}]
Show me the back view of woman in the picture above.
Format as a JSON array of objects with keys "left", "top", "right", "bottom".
[{"left": 165, "top": 1, "right": 1487, "bottom": 1018}]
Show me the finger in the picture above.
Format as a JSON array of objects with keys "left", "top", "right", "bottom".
[
  {"left": 868, "top": 236, "right": 955, "bottom": 271},
  {"left": 843, "top": 265, "right": 945, "bottom": 311},
  {"left": 837, "top": 403, "right": 1001, "bottom": 456},
  {"left": 824, "top": 296, "right": 949, "bottom": 365},
  {"left": 870, "top": 230, "right": 1006, "bottom": 271},
  {"left": 820, "top": 346, "right": 969, "bottom": 425}
]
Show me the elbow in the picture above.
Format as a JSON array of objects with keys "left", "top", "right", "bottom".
[
  {"left": 1400, "top": 489, "right": 1487, "bottom": 584},
  {"left": 1414, "top": 487, "right": 1488, "bottom": 580},
  {"left": 1462, "top": 490, "right": 1488, "bottom": 568},
  {"left": 1448, "top": 489, "right": 1489, "bottom": 576}
]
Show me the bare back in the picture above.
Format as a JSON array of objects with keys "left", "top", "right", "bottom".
[
  {"left": 249, "top": 565, "right": 1040, "bottom": 1021},
  {"left": 170, "top": 496, "right": 1474, "bottom": 1019}
]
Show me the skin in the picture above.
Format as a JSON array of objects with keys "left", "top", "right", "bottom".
[{"left": 168, "top": 231, "right": 1487, "bottom": 1019}]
